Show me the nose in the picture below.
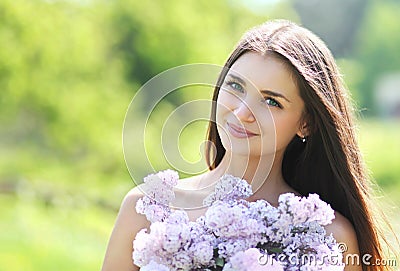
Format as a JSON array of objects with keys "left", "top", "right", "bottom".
[{"left": 233, "top": 102, "right": 255, "bottom": 123}]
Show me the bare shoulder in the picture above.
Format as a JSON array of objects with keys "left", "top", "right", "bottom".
[
  {"left": 325, "top": 211, "right": 358, "bottom": 248},
  {"left": 325, "top": 211, "right": 361, "bottom": 271},
  {"left": 123, "top": 184, "right": 147, "bottom": 210},
  {"left": 101, "top": 185, "right": 150, "bottom": 271},
  {"left": 117, "top": 184, "right": 151, "bottom": 230}
]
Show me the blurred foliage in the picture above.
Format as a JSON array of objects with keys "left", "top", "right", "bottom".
[
  {"left": 358, "top": 120, "right": 400, "bottom": 189},
  {"left": 0, "top": 0, "right": 399, "bottom": 270},
  {"left": 293, "top": 0, "right": 368, "bottom": 58},
  {"left": 354, "top": 0, "right": 400, "bottom": 115}
]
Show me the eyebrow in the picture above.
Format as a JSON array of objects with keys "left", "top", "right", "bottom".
[
  {"left": 260, "top": 90, "right": 291, "bottom": 103},
  {"left": 226, "top": 74, "right": 291, "bottom": 103},
  {"left": 227, "top": 74, "right": 247, "bottom": 86}
]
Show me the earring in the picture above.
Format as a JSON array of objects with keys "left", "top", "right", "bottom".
[{"left": 302, "top": 136, "right": 306, "bottom": 143}]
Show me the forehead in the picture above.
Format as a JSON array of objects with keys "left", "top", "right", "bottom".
[{"left": 228, "top": 52, "right": 299, "bottom": 97}]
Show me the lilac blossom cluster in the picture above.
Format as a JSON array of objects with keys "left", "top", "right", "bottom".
[
  {"left": 222, "top": 248, "right": 283, "bottom": 271},
  {"left": 133, "top": 210, "right": 216, "bottom": 270},
  {"left": 133, "top": 170, "right": 344, "bottom": 271},
  {"left": 135, "top": 170, "right": 179, "bottom": 223},
  {"left": 203, "top": 174, "right": 253, "bottom": 205}
]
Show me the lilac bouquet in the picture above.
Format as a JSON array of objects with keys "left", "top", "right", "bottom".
[{"left": 133, "top": 170, "right": 344, "bottom": 271}]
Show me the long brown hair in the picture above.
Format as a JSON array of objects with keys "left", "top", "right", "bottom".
[{"left": 206, "top": 20, "right": 394, "bottom": 271}]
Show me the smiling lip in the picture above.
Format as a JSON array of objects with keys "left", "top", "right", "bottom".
[{"left": 226, "top": 122, "right": 258, "bottom": 138}]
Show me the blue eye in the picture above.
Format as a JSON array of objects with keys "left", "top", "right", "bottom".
[{"left": 265, "top": 97, "right": 281, "bottom": 108}]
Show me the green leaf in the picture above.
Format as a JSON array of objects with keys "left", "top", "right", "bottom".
[
  {"left": 269, "top": 247, "right": 283, "bottom": 253},
  {"left": 215, "top": 257, "right": 225, "bottom": 267}
]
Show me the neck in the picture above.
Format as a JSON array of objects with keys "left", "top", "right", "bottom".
[{"left": 212, "top": 150, "right": 286, "bottom": 196}]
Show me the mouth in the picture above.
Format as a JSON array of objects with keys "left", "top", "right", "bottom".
[{"left": 226, "top": 122, "right": 258, "bottom": 138}]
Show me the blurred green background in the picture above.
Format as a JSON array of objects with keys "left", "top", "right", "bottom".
[{"left": 0, "top": 0, "right": 399, "bottom": 270}]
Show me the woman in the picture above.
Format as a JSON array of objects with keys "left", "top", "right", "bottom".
[{"left": 102, "top": 20, "right": 393, "bottom": 271}]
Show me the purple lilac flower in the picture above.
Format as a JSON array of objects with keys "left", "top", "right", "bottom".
[
  {"left": 133, "top": 172, "right": 343, "bottom": 271},
  {"left": 203, "top": 174, "right": 252, "bottom": 205},
  {"left": 133, "top": 187, "right": 216, "bottom": 270},
  {"left": 140, "top": 260, "right": 170, "bottom": 271},
  {"left": 223, "top": 248, "right": 284, "bottom": 271},
  {"left": 278, "top": 193, "right": 335, "bottom": 226},
  {"left": 135, "top": 170, "right": 179, "bottom": 223}
]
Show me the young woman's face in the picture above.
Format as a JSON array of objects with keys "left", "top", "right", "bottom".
[{"left": 216, "top": 52, "right": 305, "bottom": 158}]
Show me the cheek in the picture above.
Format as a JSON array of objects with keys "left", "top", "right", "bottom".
[
  {"left": 215, "top": 95, "right": 230, "bottom": 137},
  {"left": 217, "top": 91, "right": 238, "bottom": 108},
  {"left": 216, "top": 92, "right": 237, "bottom": 120},
  {"left": 272, "top": 114, "right": 301, "bottom": 147}
]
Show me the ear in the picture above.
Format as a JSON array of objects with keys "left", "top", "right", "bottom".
[{"left": 296, "top": 121, "right": 310, "bottom": 138}]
